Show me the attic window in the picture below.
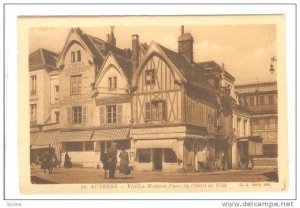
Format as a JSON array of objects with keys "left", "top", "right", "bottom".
[
  {"left": 71, "top": 51, "right": 76, "bottom": 63},
  {"left": 145, "top": 69, "right": 155, "bottom": 85},
  {"left": 77, "top": 50, "right": 81, "bottom": 62},
  {"left": 71, "top": 50, "right": 81, "bottom": 63}
]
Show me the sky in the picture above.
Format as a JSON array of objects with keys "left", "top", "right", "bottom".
[{"left": 29, "top": 25, "right": 277, "bottom": 85}]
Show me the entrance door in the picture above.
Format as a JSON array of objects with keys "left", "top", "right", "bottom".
[{"left": 153, "top": 149, "right": 163, "bottom": 171}]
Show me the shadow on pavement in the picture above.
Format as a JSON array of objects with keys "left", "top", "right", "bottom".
[
  {"left": 263, "top": 170, "right": 278, "bottom": 182},
  {"left": 31, "top": 176, "right": 57, "bottom": 184}
]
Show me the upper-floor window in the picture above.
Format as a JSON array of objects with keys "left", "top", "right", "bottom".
[
  {"left": 249, "top": 96, "right": 255, "bottom": 106},
  {"left": 269, "top": 95, "right": 274, "bottom": 105},
  {"left": 30, "top": 104, "right": 37, "bottom": 124},
  {"left": 107, "top": 105, "right": 117, "bottom": 124},
  {"left": 30, "top": 75, "right": 37, "bottom": 96},
  {"left": 145, "top": 100, "right": 167, "bottom": 122},
  {"left": 55, "top": 111, "right": 60, "bottom": 123},
  {"left": 108, "top": 76, "right": 117, "bottom": 90},
  {"left": 55, "top": 85, "right": 59, "bottom": 100},
  {"left": 259, "top": 95, "right": 265, "bottom": 105},
  {"left": 145, "top": 69, "right": 155, "bottom": 85},
  {"left": 70, "top": 75, "right": 82, "bottom": 95},
  {"left": 100, "top": 105, "right": 123, "bottom": 125},
  {"left": 71, "top": 106, "right": 86, "bottom": 124},
  {"left": 77, "top": 50, "right": 81, "bottom": 62},
  {"left": 71, "top": 51, "right": 76, "bottom": 63},
  {"left": 71, "top": 50, "right": 81, "bottom": 63}
]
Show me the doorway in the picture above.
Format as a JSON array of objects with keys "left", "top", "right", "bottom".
[{"left": 153, "top": 149, "right": 163, "bottom": 171}]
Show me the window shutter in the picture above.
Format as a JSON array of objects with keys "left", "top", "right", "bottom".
[
  {"left": 145, "top": 102, "right": 151, "bottom": 121},
  {"left": 163, "top": 101, "right": 167, "bottom": 121},
  {"left": 117, "top": 105, "right": 123, "bottom": 123},
  {"left": 100, "top": 106, "right": 105, "bottom": 124},
  {"left": 67, "top": 107, "right": 71, "bottom": 124},
  {"left": 82, "top": 106, "right": 87, "bottom": 123}
]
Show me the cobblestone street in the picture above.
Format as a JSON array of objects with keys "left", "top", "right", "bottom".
[{"left": 31, "top": 165, "right": 278, "bottom": 184}]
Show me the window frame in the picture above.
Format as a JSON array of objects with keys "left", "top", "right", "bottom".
[
  {"left": 30, "top": 75, "right": 37, "bottom": 96},
  {"left": 107, "top": 105, "right": 117, "bottom": 124},
  {"left": 70, "top": 74, "right": 82, "bottom": 95},
  {"left": 145, "top": 100, "right": 167, "bottom": 122},
  {"left": 108, "top": 76, "right": 117, "bottom": 91},
  {"left": 30, "top": 104, "right": 37, "bottom": 123},
  {"left": 77, "top": 50, "right": 81, "bottom": 62},
  {"left": 71, "top": 51, "right": 76, "bottom": 63},
  {"left": 55, "top": 111, "right": 60, "bottom": 123},
  {"left": 145, "top": 69, "right": 156, "bottom": 85}
]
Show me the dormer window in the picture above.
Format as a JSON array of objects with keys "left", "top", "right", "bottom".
[
  {"left": 71, "top": 50, "right": 81, "bottom": 63},
  {"left": 71, "top": 51, "right": 76, "bottom": 63},
  {"left": 145, "top": 69, "right": 155, "bottom": 85},
  {"left": 108, "top": 76, "right": 117, "bottom": 90},
  {"left": 77, "top": 50, "right": 81, "bottom": 62}
]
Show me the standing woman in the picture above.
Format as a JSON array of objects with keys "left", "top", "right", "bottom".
[{"left": 119, "top": 147, "right": 130, "bottom": 178}]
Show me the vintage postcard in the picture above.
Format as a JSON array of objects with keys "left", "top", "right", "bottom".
[{"left": 18, "top": 15, "right": 287, "bottom": 194}]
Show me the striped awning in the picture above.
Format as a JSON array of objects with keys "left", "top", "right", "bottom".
[
  {"left": 30, "top": 132, "right": 40, "bottom": 146},
  {"left": 91, "top": 128, "right": 130, "bottom": 141},
  {"left": 57, "top": 130, "right": 93, "bottom": 142},
  {"left": 31, "top": 131, "right": 58, "bottom": 149}
]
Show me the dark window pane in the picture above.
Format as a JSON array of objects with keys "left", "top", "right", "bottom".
[
  {"left": 164, "top": 148, "right": 177, "bottom": 163},
  {"left": 138, "top": 149, "right": 151, "bottom": 163}
]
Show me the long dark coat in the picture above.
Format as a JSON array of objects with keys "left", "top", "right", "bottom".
[{"left": 119, "top": 151, "right": 130, "bottom": 175}]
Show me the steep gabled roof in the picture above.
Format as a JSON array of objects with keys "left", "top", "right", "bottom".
[
  {"left": 113, "top": 52, "right": 132, "bottom": 81},
  {"left": 57, "top": 27, "right": 130, "bottom": 68},
  {"left": 29, "top": 48, "right": 58, "bottom": 70},
  {"left": 156, "top": 43, "right": 214, "bottom": 92}
]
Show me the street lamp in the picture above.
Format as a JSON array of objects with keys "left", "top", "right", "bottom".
[{"left": 270, "top": 56, "right": 277, "bottom": 73}]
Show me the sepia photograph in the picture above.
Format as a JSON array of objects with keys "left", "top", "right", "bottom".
[{"left": 17, "top": 15, "right": 287, "bottom": 194}]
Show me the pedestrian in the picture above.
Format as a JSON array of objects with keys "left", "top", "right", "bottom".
[
  {"left": 107, "top": 143, "right": 117, "bottom": 179},
  {"left": 119, "top": 147, "right": 130, "bottom": 178},
  {"left": 64, "top": 151, "right": 72, "bottom": 168},
  {"left": 40, "top": 151, "right": 49, "bottom": 174},
  {"left": 101, "top": 152, "right": 109, "bottom": 178},
  {"left": 196, "top": 149, "right": 205, "bottom": 172}
]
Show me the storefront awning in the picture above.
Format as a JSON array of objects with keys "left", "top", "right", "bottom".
[
  {"left": 134, "top": 139, "right": 177, "bottom": 149},
  {"left": 31, "top": 131, "right": 58, "bottom": 149},
  {"left": 30, "top": 132, "right": 40, "bottom": 146},
  {"left": 57, "top": 130, "right": 93, "bottom": 142},
  {"left": 91, "top": 128, "right": 130, "bottom": 141},
  {"left": 134, "top": 139, "right": 182, "bottom": 161},
  {"left": 237, "top": 136, "right": 262, "bottom": 143}
]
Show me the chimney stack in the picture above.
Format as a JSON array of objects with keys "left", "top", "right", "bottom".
[
  {"left": 178, "top": 25, "right": 194, "bottom": 64},
  {"left": 132, "top": 34, "right": 140, "bottom": 77},
  {"left": 107, "top": 26, "right": 116, "bottom": 46}
]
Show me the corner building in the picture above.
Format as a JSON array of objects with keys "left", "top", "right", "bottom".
[{"left": 131, "top": 28, "right": 234, "bottom": 172}]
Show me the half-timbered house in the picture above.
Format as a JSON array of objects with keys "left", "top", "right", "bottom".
[{"left": 131, "top": 27, "right": 234, "bottom": 172}]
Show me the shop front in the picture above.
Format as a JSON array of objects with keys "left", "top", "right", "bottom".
[
  {"left": 91, "top": 127, "right": 133, "bottom": 168},
  {"left": 30, "top": 130, "right": 60, "bottom": 165},
  {"left": 134, "top": 138, "right": 183, "bottom": 172},
  {"left": 57, "top": 130, "right": 98, "bottom": 168},
  {"left": 236, "top": 136, "right": 263, "bottom": 169}
]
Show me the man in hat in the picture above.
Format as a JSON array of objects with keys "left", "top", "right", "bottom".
[{"left": 107, "top": 143, "right": 118, "bottom": 179}]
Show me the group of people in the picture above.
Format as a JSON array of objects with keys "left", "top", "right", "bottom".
[
  {"left": 195, "top": 147, "right": 227, "bottom": 172},
  {"left": 40, "top": 146, "right": 58, "bottom": 174},
  {"left": 101, "top": 143, "right": 130, "bottom": 179}
]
